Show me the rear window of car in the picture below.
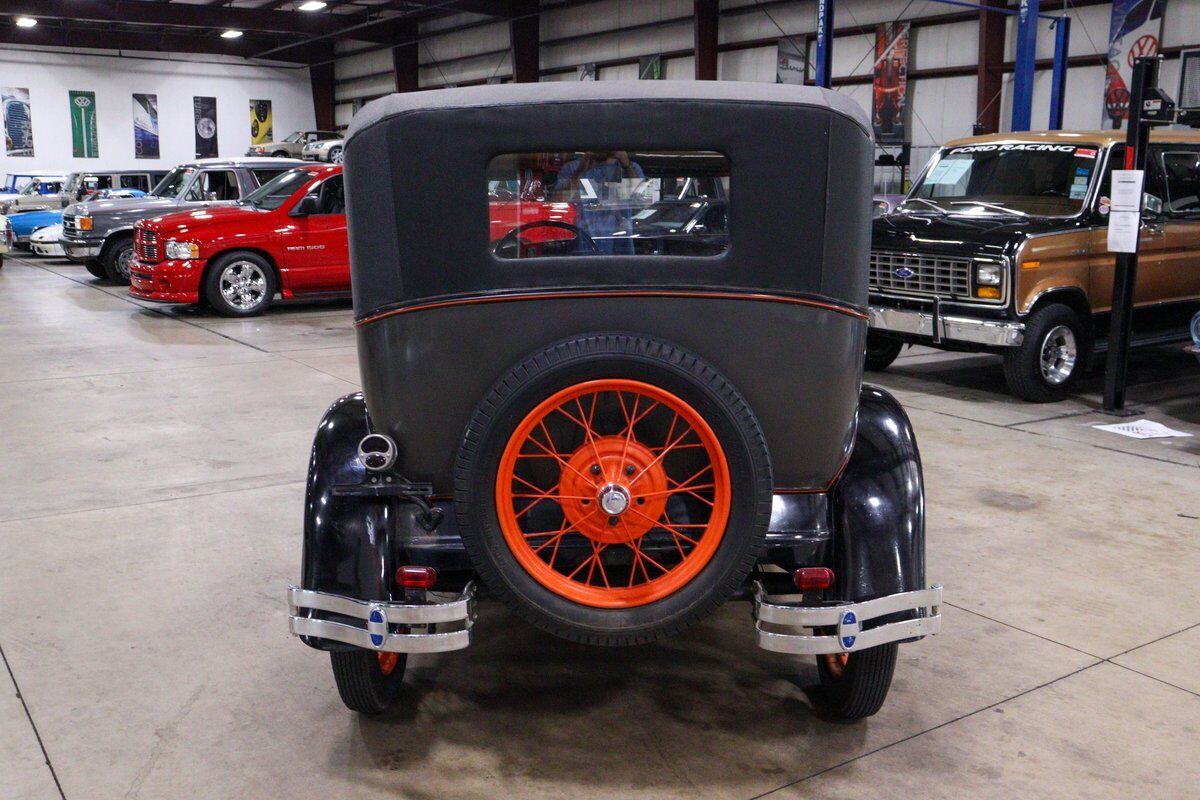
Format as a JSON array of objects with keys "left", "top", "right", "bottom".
[{"left": 485, "top": 150, "right": 730, "bottom": 259}]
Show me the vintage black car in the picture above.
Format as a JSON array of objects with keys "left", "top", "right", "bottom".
[{"left": 287, "top": 82, "right": 941, "bottom": 720}]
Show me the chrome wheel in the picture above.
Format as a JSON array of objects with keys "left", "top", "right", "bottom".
[
  {"left": 331, "top": 148, "right": 343, "bottom": 164},
  {"left": 116, "top": 246, "right": 135, "bottom": 280},
  {"left": 1039, "top": 325, "right": 1077, "bottom": 385},
  {"left": 218, "top": 261, "right": 268, "bottom": 311}
]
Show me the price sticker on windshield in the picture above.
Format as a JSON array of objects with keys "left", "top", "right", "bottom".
[{"left": 1107, "top": 170, "right": 1144, "bottom": 253}]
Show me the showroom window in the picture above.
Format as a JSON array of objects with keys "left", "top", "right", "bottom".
[
  {"left": 1160, "top": 151, "right": 1200, "bottom": 216},
  {"left": 485, "top": 150, "right": 729, "bottom": 259}
]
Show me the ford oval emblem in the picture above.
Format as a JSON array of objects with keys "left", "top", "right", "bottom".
[
  {"left": 837, "top": 609, "right": 861, "bottom": 651},
  {"left": 367, "top": 605, "right": 387, "bottom": 648},
  {"left": 894, "top": 267, "right": 916, "bottom": 279}
]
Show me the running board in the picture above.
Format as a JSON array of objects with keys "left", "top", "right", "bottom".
[{"left": 1092, "top": 330, "right": 1190, "bottom": 355}]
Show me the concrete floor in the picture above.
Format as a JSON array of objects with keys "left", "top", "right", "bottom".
[{"left": 2, "top": 252, "right": 1198, "bottom": 800}]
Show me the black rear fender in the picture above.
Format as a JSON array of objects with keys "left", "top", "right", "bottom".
[{"left": 830, "top": 385, "right": 925, "bottom": 603}]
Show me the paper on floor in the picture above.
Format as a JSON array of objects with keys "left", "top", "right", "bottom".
[{"left": 1092, "top": 419, "right": 1194, "bottom": 439}]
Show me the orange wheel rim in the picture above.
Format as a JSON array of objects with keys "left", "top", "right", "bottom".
[
  {"left": 496, "top": 379, "right": 731, "bottom": 608},
  {"left": 377, "top": 652, "right": 400, "bottom": 676}
]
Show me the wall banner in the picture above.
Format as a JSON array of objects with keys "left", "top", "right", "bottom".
[
  {"left": 2, "top": 87, "right": 34, "bottom": 157},
  {"left": 70, "top": 91, "right": 98, "bottom": 158},
  {"left": 577, "top": 62, "right": 597, "bottom": 81},
  {"left": 1103, "top": 0, "right": 1167, "bottom": 128},
  {"left": 776, "top": 38, "right": 806, "bottom": 85},
  {"left": 194, "top": 96, "right": 218, "bottom": 159},
  {"left": 638, "top": 55, "right": 664, "bottom": 80},
  {"left": 132, "top": 93, "right": 160, "bottom": 159},
  {"left": 250, "top": 99, "right": 273, "bottom": 145},
  {"left": 872, "top": 22, "right": 911, "bottom": 143}
]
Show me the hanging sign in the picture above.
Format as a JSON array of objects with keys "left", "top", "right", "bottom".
[
  {"left": 872, "top": 22, "right": 910, "bottom": 143},
  {"left": 2, "top": 87, "right": 34, "bottom": 157},
  {"left": 132, "top": 93, "right": 159, "bottom": 159},
  {"left": 776, "top": 38, "right": 806, "bottom": 85},
  {"left": 1103, "top": 0, "right": 1167, "bottom": 128},
  {"left": 250, "top": 99, "right": 273, "bottom": 145},
  {"left": 70, "top": 91, "right": 98, "bottom": 158},
  {"left": 194, "top": 96, "right": 218, "bottom": 159}
]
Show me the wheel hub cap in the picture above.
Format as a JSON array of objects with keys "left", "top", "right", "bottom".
[
  {"left": 558, "top": 436, "right": 668, "bottom": 545},
  {"left": 599, "top": 483, "right": 630, "bottom": 516}
]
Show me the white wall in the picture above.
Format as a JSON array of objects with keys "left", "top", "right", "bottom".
[{"left": 0, "top": 47, "right": 316, "bottom": 177}]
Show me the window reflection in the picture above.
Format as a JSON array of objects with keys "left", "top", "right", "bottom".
[{"left": 487, "top": 151, "right": 730, "bottom": 258}]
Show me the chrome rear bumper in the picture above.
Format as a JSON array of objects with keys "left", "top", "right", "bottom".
[
  {"left": 870, "top": 305, "right": 1024, "bottom": 347},
  {"left": 288, "top": 583, "right": 475, "bottom": 654},
  {"left": 754, "top": 583, "right": 942, "bottom": 655}
]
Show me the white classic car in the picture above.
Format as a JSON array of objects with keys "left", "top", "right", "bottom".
[{"left": 31, "top": 223, "right": 65, "bottom": 257}]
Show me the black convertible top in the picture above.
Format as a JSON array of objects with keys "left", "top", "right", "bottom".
[{"left": 344, "top": 81, "right": 873, "bottom": 321}]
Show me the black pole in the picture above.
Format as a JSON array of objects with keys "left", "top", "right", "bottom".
[{"left": 1102, "top": 56, "right": 1158, "bottom": 414}]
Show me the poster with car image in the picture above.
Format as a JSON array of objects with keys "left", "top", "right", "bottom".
[
  {"left": 194, "top": 96, "right": 218, "bottom": 158},
  {"left": 250, "top": 99, "right": 273, "bottom": 145},
  {"left": 132, "top": 93, "right": 160, "bottom": 159},
  {"left": 1103, "top": 0, "right": 1167, "bottom": 127},
  {"left": 872, "top": 22, "right": 910, "bottom": 143},
  {"left": 2, "top": 87, "right": 34, "bottom": 157},
  {"left": 70, "top": 91, "right": 98, "bottom": 158}
]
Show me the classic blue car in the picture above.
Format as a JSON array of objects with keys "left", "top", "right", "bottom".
[
  {"left": 5, "top": 207, "right": 62, "bottom": 246},
  {"left": 7, "top": 189, "right": 146, "bottom": 246}
]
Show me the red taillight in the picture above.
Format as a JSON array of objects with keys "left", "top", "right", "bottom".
[
  {"left": 396, "top": 565, "right": 437, "bottom": 589},
  {"left": 793, "top": 567, "right": 834, "bottom": 591}
]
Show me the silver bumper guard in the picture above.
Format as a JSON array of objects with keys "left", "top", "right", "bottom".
[
  {"left": 869, "top": 305, "right": 1024, "bottom": 347},
  {"left": 754, "top": 583, "right": 943, "bottom": 655},
  {"left": 288, "top": 582, "right": 475, "bottom": 654}
]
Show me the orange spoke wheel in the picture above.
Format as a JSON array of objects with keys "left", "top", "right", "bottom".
[{"left": 496, "top": 379, "right": 731, "bottom": 608}]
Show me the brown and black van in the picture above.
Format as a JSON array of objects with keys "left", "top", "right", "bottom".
[{"left": 868, "top": 130, "right": 1200, "bottom": 401}]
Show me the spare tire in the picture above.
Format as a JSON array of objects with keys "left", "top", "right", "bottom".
[{"left": 455, "top": 334, "right": 772, "bottom": 645}]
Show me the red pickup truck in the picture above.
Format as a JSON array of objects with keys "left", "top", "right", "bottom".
[
  {"left": 130, "top": 164, "right": 348, "bottom": 316},
  {"left": 131, "top": 163, "right": 580, "bottom": 316}
]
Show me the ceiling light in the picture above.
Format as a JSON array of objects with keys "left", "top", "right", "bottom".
[
  {"left": 15, "top": 17, "right": 38, "bottom": 28},
  {"left": 221, "top": 29, "right": 243, "bottom": 39},
  {"left": 298, "top": 1, "right": 327, "bottom": 10}
]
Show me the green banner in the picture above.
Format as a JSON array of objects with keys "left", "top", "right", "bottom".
[{"left": 70, "top": 90, "right": 98, "bottom": 158}]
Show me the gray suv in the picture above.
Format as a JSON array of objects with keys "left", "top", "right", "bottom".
[{"left": 61, "top": 157, "right": 304, "bottom": 282}]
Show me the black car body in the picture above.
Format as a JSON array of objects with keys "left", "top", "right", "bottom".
[{"left": 287, "top": 82, "right": 941, "bottom": 719}]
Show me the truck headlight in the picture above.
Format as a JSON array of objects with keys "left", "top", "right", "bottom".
[
  {"left": 975, "top": 263, "right": 1002, "bottom": 285},
  {"left": 165, "top": 240, "right": 200, "bottom": 260},
  {"left": 77, "top": 216, "right": 93, "bottom": 231},
  {"left": 974, "top": 262, "right": 1003, "bottom": 300}
]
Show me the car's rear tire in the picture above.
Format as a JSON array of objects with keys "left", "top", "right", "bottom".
[
  {"left": 864, "top": 331, "right": 904, "bottom": 371},
  {"left": 455, "top": 334, "right": 773, "bottom": 646},
  {"left": 329, "top": 146, "right": 343, "bottom": 164},
  {"left": 84, "top": 260, "right": 107, "bottom": 279},
  {"left": 815, "top": 642, "right": 898, "bottom": 720},
  {"left": 102, "top": 236, "right": 135, "bottom": 284},
  {"left": 271, "top": 150, "right": 290, "bottom": 158},
  {"left": 204, "top": 251, "right": 276, "bottom": 317},
  {"left": 330, "top": 650, "right": 407, "bottom": 715},
  {"left": 1002, "top": 303, "right": 1087, "bottom": 403}
]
